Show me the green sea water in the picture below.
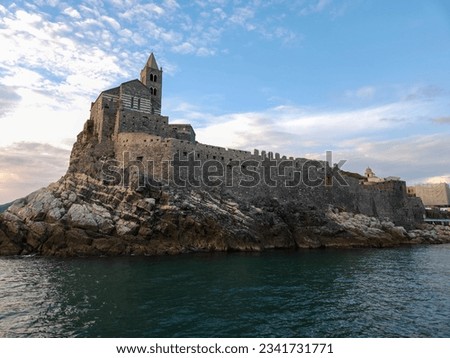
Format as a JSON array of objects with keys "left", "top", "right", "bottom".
[{"left": 1, "top": 245, "right": 449, "bottom": 337}]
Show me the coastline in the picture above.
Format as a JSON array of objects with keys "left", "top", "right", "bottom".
[{"left": 1, "top": 173, "right": 449, "bottom": 257}]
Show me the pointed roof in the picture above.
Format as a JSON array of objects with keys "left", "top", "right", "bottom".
[{"left": 145, "top": 53, "right": 159, "bottom": 70}]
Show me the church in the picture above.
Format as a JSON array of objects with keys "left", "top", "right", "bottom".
[
  {"left": 89, "top": 53, "right": 196, "bottom": 145},
  {"left": 84, "top": 53, "right": 279, "bottom": 177}
]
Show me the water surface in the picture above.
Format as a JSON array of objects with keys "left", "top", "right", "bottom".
[{"left": 1, "top": 245, "right": 449, "bottom": 337}]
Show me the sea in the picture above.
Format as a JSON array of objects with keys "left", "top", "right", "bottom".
[{"left": 1, "top": 244, "right": 449, "bottom": 338}]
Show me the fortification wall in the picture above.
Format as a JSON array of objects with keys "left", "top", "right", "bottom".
[
  {"left": 341, "top": 178, "right": 424, "bottom": 227},
  {"left": 115, "top": 132, "right": 174, "bottom": 182},
  {"left": 109, "top": 132, "right": 423, "bottom": 226},
  {"left": 167, "top": 124, "right": 196, "bottom": 142}
]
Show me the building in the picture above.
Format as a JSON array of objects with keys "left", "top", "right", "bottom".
[
  {"left": 361, "top": 167, "right": 401, "bottom": 185},
  {"left": 85, "top": 53, "right": 304, "bottom": 178},
  {"left": 82, "top": 53, "right": 405, "bottom": 191},
  {"left": 90, "top": 53, "right": 196, "bottom": 145},
  {"left": 408, "top": 183, "right": 450, "bottom": 207}
]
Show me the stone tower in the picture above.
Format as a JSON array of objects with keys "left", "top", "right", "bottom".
[{"left": 140, "top": 53, "right": 163, "bottom": 115}]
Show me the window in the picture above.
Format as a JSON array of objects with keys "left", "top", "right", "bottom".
[
  {"left": 150, "top": 74, "right": 154, "bottom": 81},
  {"left": 130, "top": 97, "right": 134, "bottom": 108},
  {"left": 154, "top": 75, "right": 158, "bottom": 82},
  {"left": 154, "top": 89, "right": 157, "bottom": 96},
  {"left": 137, "top": 98, "right": 141, "bottom": 110},
  {"left": 137, "top": 156, "right": 143, "bottom": 162}
]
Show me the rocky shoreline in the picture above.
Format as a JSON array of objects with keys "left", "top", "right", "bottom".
[{"left": 1, "top": 173, "right": 449, "bottom": 257}]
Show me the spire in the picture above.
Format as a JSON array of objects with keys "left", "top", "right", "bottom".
[
  {"left": 140, "top": 53, "right": 163, "bottom": 115},
  {"left": 145, "top": 53, "right": 159, "bottom": 70}
]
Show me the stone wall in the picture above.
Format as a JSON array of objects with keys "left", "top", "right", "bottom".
[
  {"left": 91, "top": 93, "right": 119, "bottom": 143},
  {"left": 115, "top": 111, "right": 169, "bottom": 137},
  {"left": 167, "top": 124, "right": 196, "bottom": 142}
]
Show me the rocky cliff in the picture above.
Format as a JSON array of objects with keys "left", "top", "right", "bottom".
[{"left": 1, "top": 170, "right": 449, "bottom": 256}]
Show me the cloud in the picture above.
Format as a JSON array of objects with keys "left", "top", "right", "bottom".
[
  {"left": 404, "top": 85, "right": 444, "bottom": 101},
  {"left": 101, "top": 15, "right": 121, "bottom": 31},
  {"left": 168, "top": 97, "right": 450, "bottom": 184},
  {"left": 0, "top": 85, "right": 21, "bottom": 119},
  {"left": 346, "top": 86, "right": 376, "bottom": 99},
  {"left": 423, "top": 175, "right": 450, "bottom": 184},
  {"left": 0, "top": 7, "right": 123, "bottom": 90},
  {"left": 181, "top": 101, "right": 420, "bottom": 153},
  {"left": 119, "top": 3, "right": 165, "bottom": 20},
  {"left": 300, "top": 0, "right": 332, "bottom": 16},
  {"left": 431, "top": 116, "right": 450, "bottom": 124},
  {"left": 332, "top": 134, "right": 450, "bottom": 184},
  {"left": 172, "top": 42, "right": 196, "bottom": 54},
  {"left": 63, "top": 7, "right": 81, "bottom": 19},
  {"left": 229, "top": 6, "right": 256, "bottom": 29},
  {"left": 0, "top": 142, "right": 70, "bottom": 203}
]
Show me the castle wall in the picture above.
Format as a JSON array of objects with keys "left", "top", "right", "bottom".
[
  {"left": 342, "top": 179, "right": 424, "bottom": 227},
  {"left": 168, "top": 124, "right": 196, "bottom": 142},
  {"left": 115, "top": 132, "right": 174, "bottom": 183},
  {"left": 110, "top": 131, "right": 422, "bottom": 226}
]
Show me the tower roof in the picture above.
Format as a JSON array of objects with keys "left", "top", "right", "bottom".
[{"left": 145, "top": 53, "right": 159, "bottom": 70}]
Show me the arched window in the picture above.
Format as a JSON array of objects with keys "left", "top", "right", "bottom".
[
  {"left": 154, "top": 88, "right": 157, "bottom": 96},
  {"left": 150, "top": 87, "right": 154, "bottom": 95},
  {"left": 150, "top": 74, "right": 154, "bottom": 81},
  {"left": 137, "top": 98, "right": 141, "bottom": 110},
  {"left": 130, "top": 97, "right": 134, "bottom": 108},
  {"left": 154, "top": 75, "right": 158, "bottom": 82}
]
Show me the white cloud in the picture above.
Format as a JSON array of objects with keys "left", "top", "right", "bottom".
[
  {"left": 188, "top": 102, "right": 408, "bottom": 153},
  {"left": 163, "top": 0, "right": 180, "bottom": 11},
  {"left": 346, "top": 86, "right": 376, "bottom": 99},
  {"left": 172, "top": 42, "right": 196, "bottom": 54},
  {"left": 229, "top": 6, "right": 256, "bottom": 30},
  {"left": 432, "top": 116, "right": 450, "bottom": 124},
  {"left": 119, "top": 3, "right": 165, "bottom": 20},
  {"left": 300, "top": 0, "right": 333, "bottom": 15},
  {"left": 0, "top": 84, "right": 21, "bottom": 119},
  {"left": 63, "top": 7, "right": 81, "bottom": 19},
  {"left": 101, "top": 15, "right": 121, "bottom": 31},
  {"left": 423, "top": 175, "right": 450, "bottom": 184},
  {"left": 0, "top": 142, "right": 70, "bottom": 203},
  {"left": 167, "top": 97, "right": 450, "bottom": 184}
]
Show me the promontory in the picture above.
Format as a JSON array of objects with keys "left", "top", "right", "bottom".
[{"left": 1, "top": 54, "right": 449, "bottom": 256}]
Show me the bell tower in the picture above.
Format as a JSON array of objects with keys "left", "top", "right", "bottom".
[{"left": 140, "top": 53, "right": 163, "bottom": 115}]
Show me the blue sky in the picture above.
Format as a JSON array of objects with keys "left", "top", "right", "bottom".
[{"left": 1, "top": 0, "right": 450, "bottom": 203}]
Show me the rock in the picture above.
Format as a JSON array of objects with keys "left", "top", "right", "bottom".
[
  {"left": 116, "top": 219, "right": 139, "bottom": 236},
  {"left": 65, "top": 204, "right": 98, "bottom": 231},
  {"left": 0, "top": 170, "right": 447, "bottom": 257},
  {"left": 389, "top": 226, "right": 407, "bottom": 239}
]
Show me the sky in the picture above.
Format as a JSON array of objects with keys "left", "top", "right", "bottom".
[{"left": 1, "top": 0, "right": 450, "bottom": 203}]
